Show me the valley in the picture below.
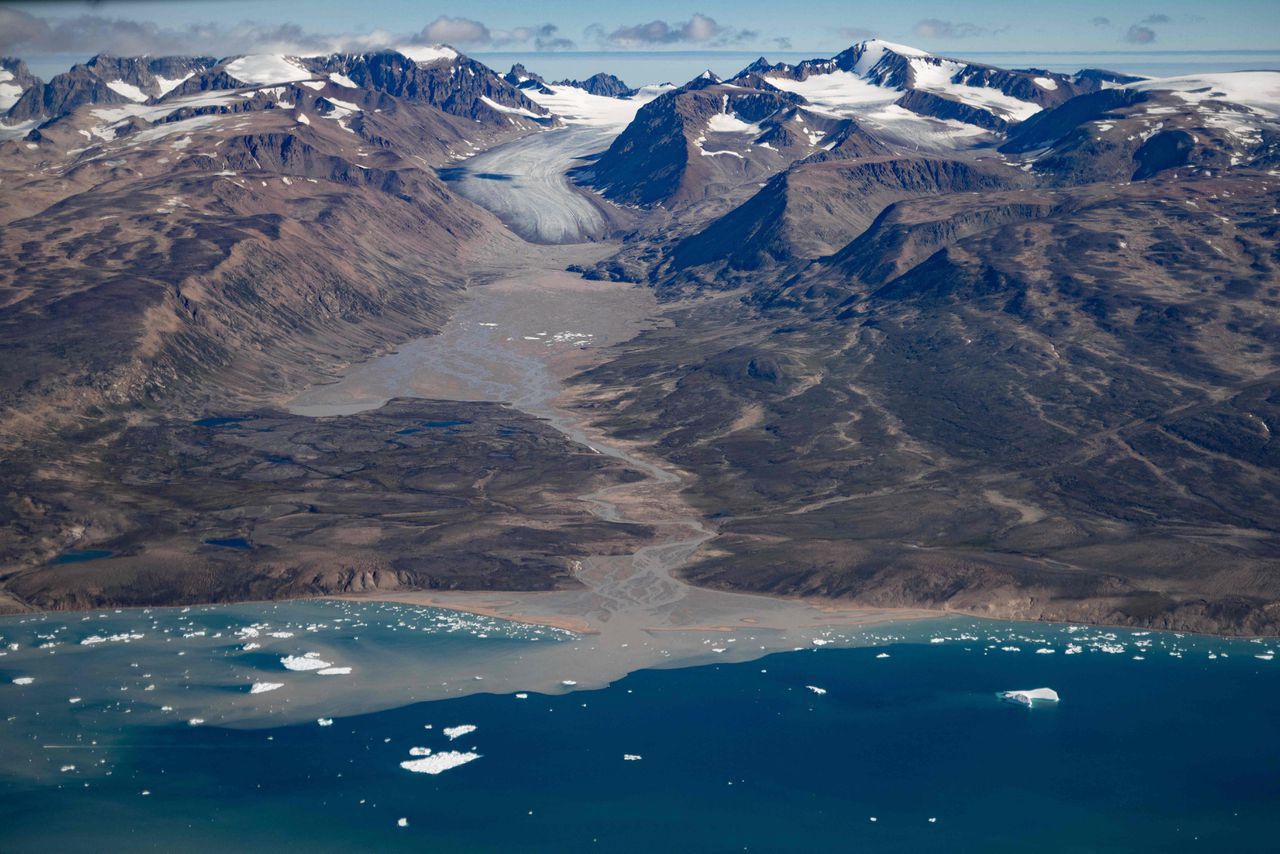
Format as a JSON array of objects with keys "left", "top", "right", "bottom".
[{"left": 1, "top": 40, "right": 1278, "bottom": 636}]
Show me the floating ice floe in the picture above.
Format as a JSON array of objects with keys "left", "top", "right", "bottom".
[
  {"left": 806, "top": 686, "right": 827, "bottom": 695},
  {"left": 249, "top": 682, "right": 284, "bottom": 694},
  {"left": 400, "top": 751, "right": 480, "bottom": 775},
  {"left": 515, "top": 693, "right": 528, "bottom": 699},
  {"left": 443, "top": 724, "right": 477, "bottom": 741},
  {"left": 623, "top": 754, "right": 642, "bottom": 761},
  {"left": 397, "top": 818, "right": 409, "bottom": 828},
  {"left": 188, "top": 718, "right": 205, "bottom": 726},
  {"left": 317, "top": 718, "right": 334, "bottom": 727},
  {"left": 408, "top": 747, "right": 432, "bottom": 756},
  {"left": 1000, "top": 688, "right": 1060, "bottom": 707},
  {"left": 875, "top": 653, "right": 890, "bottom": 659},
  {"left": 281, "top": 653, "right": 333, "bottom": 671},
  {"left": 561, "top": 680, "right": 577, "bottom": 686},
  {"left": 1256, "top": 653, "right": 1274, "bottom": 661},
  {"left": 317, "top": 667, "right": 352, "bottom": 676},
  {"left": 60, "top": 765, "right": 76, "bottom": 773},
  {"left": 12, "top": 676, "right": 34, "bottom": 685}
]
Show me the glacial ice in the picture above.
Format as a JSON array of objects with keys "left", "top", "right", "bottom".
[
  {"left": 249, "top": 682, "right": 284, "bottom": 694},
  {"left": 399, "top": 751, "right": 480, "bottom": 774},
  {"left": 1000, "top": 688, "right": 1060, "bottom": 707},
  {"left": 443, "top": 724, "right": 477, "bottom": 740}
]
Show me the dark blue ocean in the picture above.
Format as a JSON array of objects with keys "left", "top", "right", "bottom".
[{"left": 1, "top": 604, "right": 1277, "bottom": 852}]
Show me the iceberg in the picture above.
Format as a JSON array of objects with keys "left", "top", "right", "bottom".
[
  {"left": 443, "top": 724, "right": 477, "bottom": 740},
  {"left": 249, "top": 682, "right": 284, "bottom": 694},
  {"left": 400, "top": 751, "right": 480, "bottom": 775},
  {"left": 1000, "top": 688, "right": 1060, "bottom": 707},
  {"left": 281, "top": 653, "right": 332, "bottom": 671}
]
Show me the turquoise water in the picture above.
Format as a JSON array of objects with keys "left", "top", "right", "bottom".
[{"left": 1, "top": 604, "right": 1277, "bottom": 852}]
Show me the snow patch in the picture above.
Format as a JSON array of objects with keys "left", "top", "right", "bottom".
[
  {"left": 398, "top": 45, "right": 459, "bottom": 65},
  {"left": 106, "top": 80, "right": 149, "bottom": 102},
  {"left": 225, "top": 55, "right": 313, "bottom": 87}
]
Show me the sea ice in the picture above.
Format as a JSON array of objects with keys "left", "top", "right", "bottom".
[
  {"left": 623, "top": 754, "right": 642, "bottom": 761},
  {"left": 316, "top": 667, "right": 352, "bottom": 675},
  {"left": 806, "top": 686, "right": 827, "bottom": 695},
  {"left": 408, "top": 747, "right": 432, "bottom": 756},
  {"left": 317, "top": 718, "right": 334, "bottom": 726},
  {"left": 11, "top": 676, "right": 34, "bottom": 685}
]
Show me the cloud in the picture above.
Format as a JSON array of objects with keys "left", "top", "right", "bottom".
[
  {"left": 911, "top": 18, "right": 990, "bottom": 40},
  {"left": 417, "top": 16, "right": 489, "bottom": 45},
  {"left": 1124, "top": 24, "right": 1157, "bottom": 44},
  {"left": 773, "top": 36, "right": 793, "bottom": 50},
  {"left": 0, "top": 7, "right": 573, "bottom": 57},
  {"left": 591, "top": 13, "right": 753, "bottom": 47},
  {"left": 1141, "top": 14, "right": 1172, "bottom": 24},
  {"left": 1090, "top": 16, "right": 1112, "bottom": 27}
]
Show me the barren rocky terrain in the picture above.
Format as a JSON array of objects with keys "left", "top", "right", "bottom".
[{"left": 2, "top": 41, "right": 1278, "bottom": 634}]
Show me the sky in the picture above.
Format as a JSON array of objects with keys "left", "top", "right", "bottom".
[{"left": 3, "top": 0, "right": 1278, "bottom": 81}]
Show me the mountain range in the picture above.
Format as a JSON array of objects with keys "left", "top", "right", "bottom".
[{"left": 2, "top": 40, "right": 1278, "bottom": 634}]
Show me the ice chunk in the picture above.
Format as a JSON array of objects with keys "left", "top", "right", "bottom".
[
  {"left": 11, "top": 676, "right": 33, "bottom": 685},
  {"left": 408, "top": 747, "right": 432, "bottom": 756},
  {"left": 1000, "top": 688, "right": 1060, "bottom": 707},
  {"left": 317, "top": 718, "right": 334, "bottom": 726},
  {"left": 316, "top": 667, "right": 352, "bottom": 675},
  {"left": 623, "top": 754, "right": 642, "bottom": 761},
  {"left": 443, "top": 724, "right": 476, "bottom": 740},
  {"left": 400, "top": 751, "right": 480, "bottom": 774},
  {"left": 806, "top": 685, "right": 827, "bottom": 695},
  {"left": 249, "top": 682, "right": 284, "bottom": 694},
  {"left": 281, "top": 653, "right": 332, "bottom": 671},
  {"left": 397, "top": 818, "right": 409, "bottom": 828}
]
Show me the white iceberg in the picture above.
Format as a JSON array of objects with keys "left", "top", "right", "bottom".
[
  {"left": 806, "top": 685, "right": 827, "bottom": 695},
  {"left": 443, "top": 724, "right": 477, "bottom": 740},
  {"left": 249, "top": 682, "right": 284, "bottom": 694},
  {"left": 400, "top": 751, "right": 480, "bottom": 775},
  {"left": 281, "top": 653, "right": 332, "bottom": 671},
  {"left": 1000, "top": 687, "right": 1060, "bottom": 707},
  {"left": 11, "top": 676, "right": 33, "bottom": 685}
]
